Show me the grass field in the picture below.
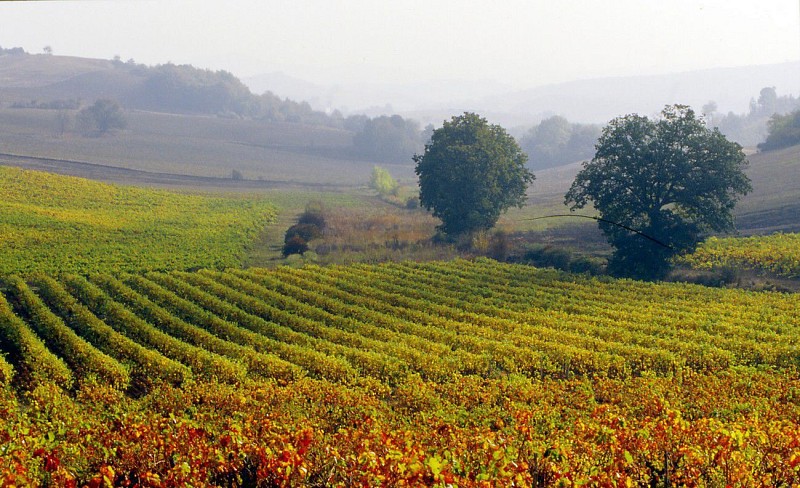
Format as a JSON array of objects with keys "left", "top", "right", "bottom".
[
  {"left": 1, "top": 260, "right": 800, "bottom": 485},
  {"left": 0, "top": 166, "right": 277, "bottom": 275},
  {"left": 0, "top": 107, "right": 415, "bottom": 186}
]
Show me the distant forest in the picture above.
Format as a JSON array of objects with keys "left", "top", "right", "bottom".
[
  {"left": 3, "top": 46, "right": 797, "bottom": 166},
  {"left": 707, "top": 87, "right": 800, "bottom": 147}
]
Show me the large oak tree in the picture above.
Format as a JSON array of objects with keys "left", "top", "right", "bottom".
[
  {"left": 414, "top": 113, "right": 535, "bottom": 236},
  {"left": 565, "top": 105, "right": 751, "bottom": 279}
]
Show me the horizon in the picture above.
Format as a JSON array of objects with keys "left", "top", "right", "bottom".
[{"left": 1, "top": 1, "right": 798, "bottom": 90}]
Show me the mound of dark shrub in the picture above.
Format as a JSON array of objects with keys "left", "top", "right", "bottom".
[
  {"left": 282, "top": 202, "right": 327, "bottom": 257},
  {"left": 297, "top": 201, "right": 326, "bottom": 230},
  {"left": 282, "top": 235, "right": 309, "bottom": 257},
  {"left": 284, "top": 223, "right": 323, "bottom": 244}
]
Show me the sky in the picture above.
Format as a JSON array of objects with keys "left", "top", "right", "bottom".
[{"left": 1, "top": 0, "right": 798, "bottom": 89}]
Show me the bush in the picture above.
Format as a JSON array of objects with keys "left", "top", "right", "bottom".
[
  {"left": 369, "top": 166, "right": 399, "bottom": 196},
  {"left": 298, "top": 201, "right": 326, "bottom": 230},
  {"left": 282, "top": 236, "right": 308, "bottom": 257},
  {"left": 488, "top": 230, "right": 510, "bottom": 262},
  {"left": 523, "top": 246, "right": 571, "bottom": 270},
  {"left": 284, "top": 223, "right": 322, "bottom": 243}
]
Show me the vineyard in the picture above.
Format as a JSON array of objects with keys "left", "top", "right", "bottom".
[
  {"left": 2, "top": 259, "right": 800, "bottom": 486},
  {"left": 683, "top": 233, "right": 800, "bottom": 278},
  {"left": 0, "top": 166, "right": 276, "bottom": 275}
]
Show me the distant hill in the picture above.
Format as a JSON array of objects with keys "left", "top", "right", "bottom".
[
  {"left": 480, "top": 62, "right": 800, "bottom": 125},
  {"left": 244, "top": 61, "right": 800, "bottom": 130},
  {"left": 0, "top": 50, "right": 336, "bottom": 126}
]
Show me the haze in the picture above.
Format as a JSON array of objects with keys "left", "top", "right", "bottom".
[{"left": 2, "top": 0, "right": 798, "bottom": 87}]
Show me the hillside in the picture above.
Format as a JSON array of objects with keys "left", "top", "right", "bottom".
[
  {"left": 0, "top": 166, "right": 276, "bottom": 275},
  {"left": 0, "top": 50, "right": 338, "bottom": 125},
  {"left": 735, "top": 144, "right": 800, "bottom": 234},
  {"left": 1, "top": 260, "right": 800, "bottom": 485},
  {"left": 0, "top": 107, "right": 406, "bottom": 186}
]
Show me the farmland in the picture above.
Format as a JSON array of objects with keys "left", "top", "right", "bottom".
[
  {"left": 2, "top": 49, "right": 800, "bottom": 488},
  {"left": 0, "top": 166, "right": 276, "bottom": 275},
  {"left": 682, "top": 232, "right": 800, "bottom": 279},
  {"left": 1, "top": 259, "right": 800, "bottom": 485}
]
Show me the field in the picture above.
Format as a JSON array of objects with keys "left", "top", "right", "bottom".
[
  {"left": 2, "top": 259, "right": 800, "bottom": 486},
  {"left": 3, "top": 52, "right": 800, "bottom": 487},
  {"left": 0, "top": 107, "right": 412, "bottom": 187},
  {"left": 682, "top": 232, "right": 800, "bottom": 278},
  {"left": 0, "top": 166, "right": 277, "bottom": 275}
]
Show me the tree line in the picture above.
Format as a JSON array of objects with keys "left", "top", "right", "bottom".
[{"left": 704, "top": 87, "right": 800, "bottom": 147}]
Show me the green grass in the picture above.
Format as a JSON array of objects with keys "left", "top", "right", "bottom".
[{"left": 0, "top": 166, "right": 276, "bottom": 275}]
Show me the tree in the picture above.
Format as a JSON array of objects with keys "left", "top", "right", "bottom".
[
  {"left": 352, "top": 115, "right": 423, "bottom": 163},
  {"left": 54, "top": 110, "right": 71, "bottom": 137},
  {"left": 565, "top": 105, "right": 751, "bottom": 279},
  {"left": 520, "top": 116, "right": 601, "bottom": 170},
  {"left": 757, "top": 87, "right": 777, "bottom": 116},
  {"left": 414, "top": 112, "right": 535, "bottom": 236},
  {"left": 369, "top": 166, "right": 398, "bottom": 196},
  {"left": 757, "top": 110, "right": 800, "bottom": 151},
  {"left": 77, "top": 99, "right": 127, "bottom": 136}
]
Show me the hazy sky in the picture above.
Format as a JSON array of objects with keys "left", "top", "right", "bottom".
[{"left": 1, "top": 0, "right": 798, "bottom": 88}]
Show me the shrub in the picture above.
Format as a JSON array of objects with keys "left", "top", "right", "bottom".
[
  {"left": 488, "top": 230, "right": 510, "bottom": 262},
  {"left": 282, "top": 236, "right": 308, "bottom": 257},
  {"left": 298, "top": 201, "right": 326, "bottom": 230},
  {"left": 284, "top": 223, "right": 322, "bottom": 243}
]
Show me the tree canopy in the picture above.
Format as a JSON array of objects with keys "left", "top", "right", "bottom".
[
  {"left": 369, "top": 166, "right": 399, "bottom": 196},
  {"left": 565, "top": 105, "right": 751, "bottom": 279},
  {"left": 352, "top": 115, "right": 423, "bottom": 163},
  {"left": 76, "top": 99, "right": 127, "bottom": 136},
  {"left": 414, "top": 112, "right": 535, "bottom": 236},
  {"left": 757, "top": 110, "right": 800, "bottom": 152},
  {"left": 520, "top": 116, "right": 601, "bottom": 170}
]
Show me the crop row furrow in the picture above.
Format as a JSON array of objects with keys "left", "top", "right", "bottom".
[
  {"left": 62, "top": 274, "right": 245, "bottom": 383},
  {"left": 296, "top": 265, "right": 632, "bottom": 377},
  {"left": 90, "top": 273, "right": 303, "bottom": 383},
  {"left": 379, "top": 262, "right": 780, "bottom": 367},
  {"left": 31, "top": 274, "right": 189, "bottom": 388},
  {"left": 143, "top": 272, "right": 356, "bottom": 383},
  {"left": 274, "top": 265, "right": 553, "bottom": 376},
  {"left": 0, "top": 287, "right": 72, "bottom": 390},
  {"left": 458, "top": 259, "right": 800, "bottom": 327},
  {"left": 400, "top": 261, "right": 799, "bottom": 366},
  {"left": 4, "top": 275, "right": 129, "bottom": 389},
  {"left": 176, "top": 270, "right": 406, "bottom": 383},
  {"left": 226, "top": 269, "right": 468, "bottom": 381},
  {"left": 263, "top": 266, "right": 504, "bottom": 377},
  {"left": 366, "top": 269, "right": 734, "bottom": 371},
  {"left": 260, "top": 266, "right": 494, "bottom": 376},
  {"left": 324, "top": 265, "right": 680, "bottom": 375},
  {"left": 122, "top": 273, "right": 305, "bottom": 383}
]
